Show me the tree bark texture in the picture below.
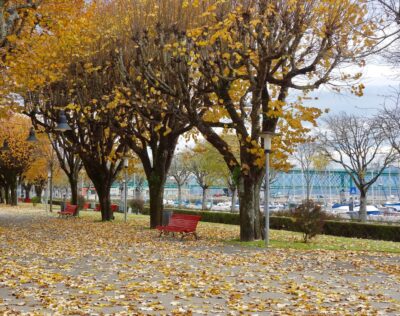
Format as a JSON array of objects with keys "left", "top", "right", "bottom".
[
  {"left": 201, "top": 187, "right": 207, "bottom": 210},
  {"left": 359, "top": 190, "right": 367, "bottom": 222},
  {"left": 230, "top": 188, "right": 237, "bottom": 213},
  {"left": 68, "top": 175, "right": 78, "bottom": 205}
]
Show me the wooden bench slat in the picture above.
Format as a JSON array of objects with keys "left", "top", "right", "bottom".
[
  {"left": 156, "top": 213, "right": 201, "bottom": 240},
  {"left": 58, "top": 205, "right": 78, "bottom": 218}
]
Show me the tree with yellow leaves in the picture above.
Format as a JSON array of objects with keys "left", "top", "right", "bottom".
[
  {"left": 0, "top": 0, "right": 42, "bottom": 60},
  {"left": 187, "top": 141, "right": 226, "bottom": 210},
  {"left": 3, "top": 0, "right": 379, "bottom": 238},
  {"left": 131, "top": 0, "right": 376, "bottom": 241},
  {"left": 22, "top": 132, "right": 64, "bottom": 208},
  {"left": 0, "top": 114, "right": 33, "bottom": 205},
  {"left": 0, "top": 1, "right": 87, "bottom": 117},
  {"left": 169, "top": 151, "right": 192, "bottom": 209},
  {"left": 25, "top": 64, "right": 126, "bottom": 221},
  {"left": 11, "top": 1, "right": 125, "bottom": 220}
]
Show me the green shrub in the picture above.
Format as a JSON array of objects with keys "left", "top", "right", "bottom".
[
  {"left": 31, "top": 196, "right": 41, "bottom": 206},
  {"left": 269, "top": 216, "right": 298, "bottom": 231},
  {"left": 292, "top": 201, "right": 326, "bottom": 243},
  {"left": 129, "top": 199, "right": 145, "bottom": 214},
  {"left": 142, "top": 206, "right": 150, "bottom": 215},
  {"left": 174, "top": 209, "right": 240, "bottom": 225},
  {"left": 141, "top": 207, "right": 400, "bottom": 242},
  {"left": 323, "top": 221, "right": 400, "bottom": 242}
]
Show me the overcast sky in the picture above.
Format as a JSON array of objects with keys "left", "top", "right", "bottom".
[{"left": 302, "top": 63, "right": 400, "bottom": 117}]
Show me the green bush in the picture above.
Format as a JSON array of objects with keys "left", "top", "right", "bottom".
[
  {"left": 31, "top": 196, "right": 41, "bottom": 206},
  {"left": 172, "top": 209, "right": 240, "bottom": 225},
  {"left": 269, "top": 216, "right": 298, "bottom": 231},
  {"left": 142, "top": 206, "right": 150, "bottom": 215},
  {"left": 141, "top": 206, "right": 400, "bottom": 242},
  {"left": 292, "top": 201, "right": 326, "bottom": 243},
  {"left": 129, "top": 199, "right": 145, "bottom": 214},
  {"left": 273, "top": 207, "right": 339, "bottom": 221},
  {"left": 323, "top": 221, "right": 400, "bottom": 242},
  {"left": 142, "top": 207, "right": 400, "bottom": 242}
]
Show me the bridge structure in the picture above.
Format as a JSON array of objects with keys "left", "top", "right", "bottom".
[
  {"left": 101, "top": 166, "right": 400, "bottom": 204},
  {"left": 270, "top": 166, "right": 400, "bottom": 202}
]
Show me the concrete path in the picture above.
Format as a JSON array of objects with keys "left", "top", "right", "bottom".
[{"left": 0, "top": 205, "right": 399, "bottom": 315}]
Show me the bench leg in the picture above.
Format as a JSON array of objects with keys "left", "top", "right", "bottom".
[
  {"left": 193, "top": 232, "right": 199, "bottom": 240},
  {"left": 159, "top": 230, "right": 163, "bottom": 238},
  {"left": 180, "top": 233, "right": 185, "bottom": 241}
]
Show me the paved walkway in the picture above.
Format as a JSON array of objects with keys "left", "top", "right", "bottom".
[{"left": 0, "top": 205, "right": 399, "bottom": 315}]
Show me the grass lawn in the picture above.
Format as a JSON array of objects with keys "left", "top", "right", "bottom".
[
  {"left": 72, "top": 209, "right": 400, "bottom": 254},
  {"left": 230, "top": 231, "right": 400, "bottom": 253},
  {"left": 26, "top": 205, "right": 399, "bottom": 253}
]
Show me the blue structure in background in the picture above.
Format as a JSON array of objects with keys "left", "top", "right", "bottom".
[
  {"left": 269, "top": 166, "right": 400, "bottom": 200},
  {"left": 107, "top": 166, "right": 400, "bottom": 202}
]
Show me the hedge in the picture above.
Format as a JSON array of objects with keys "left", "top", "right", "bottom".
[
  {"left": 322, "top": 220, "right": 400, "bottom": 242},
  {"left": 143, "top": 207, "right": 400, "bottom": 242}
]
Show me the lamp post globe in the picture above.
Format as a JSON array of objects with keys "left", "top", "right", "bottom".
[
  {"left": 54, "top": 110, "right": 72, "bottom": 132},
  {"left": 26, "top": 127, "right": 39, "bottom": 143}
]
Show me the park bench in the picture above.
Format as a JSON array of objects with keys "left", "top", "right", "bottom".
[
  {"left": 58, "top": 204, "right": 78, "bottom": 218},
  {"left": 95, "top": 204, "right": 119, "bottom": 212},
  {"left": 156, "top": 213, "right": 201, "bottom": 240}
]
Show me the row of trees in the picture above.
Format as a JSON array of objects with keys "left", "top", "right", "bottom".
[
  {"left": 294, "top": 108, "right": 400, "bottom": 222},
  {"left": 0, "top": 114, "right": 59, "bottom": 205},
  {"left": 1, "top": 0, "right": 397, "bottom": 241}
]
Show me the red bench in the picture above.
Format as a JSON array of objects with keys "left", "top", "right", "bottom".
[
  {"left": 95, "top": 204, "right": 119, "bottom": 212},
  {"left": 156, "top": 213, "right": 201, "bottom": 240},
  {"left": 58, "top": 204, "right": 79, "bottom": 218}
]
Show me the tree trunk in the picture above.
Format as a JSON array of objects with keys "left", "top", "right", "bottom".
[
  {"left": 35, "top": 185, "right": 43, "bottom": 201},
  {"left": 178, "top": 184, "right": 182, "bottom": 208},
  {"left": 24, "top": 185, "right": 31, "bottom": 200},
  {"left": 0, "top": 187, "right": 4, "bottom": 203},
  {"left": 10, "top": 182, "right": 17, "bottom": 206},
  {"left": 202, "top": 187, "right": 207, "bottom": 210},
  {"left": 306, "top": 181, "right": 311, "bottom": 202},
  {"left": 237, "top": 177, "right": 256, "bottom": 241},
  {"left": 68, "top": 175, "right": 78, "bottom": 205},
  {"left": 148, "top": 176, "right": 164, "bottom": 228},
  {"left": 4, "top": 185, "right": 10, "bottom": 204},
  {"left": 49, "top": 173, "right": 53, "bottom": 212},
  {"left": 22, "top": 183, "right": 32, "bottom": 200},
  {"left": 230, "top": 188, "right": 237, "bottom": 213},
  {"left": 95, "top": 183, "right": 113, "bottom": 221},
  {"left": 253, "top": 179, "right": 262, "bottom": 240},
  {"left": 359, "top": 189, "right": 367, "bottom": 222}
]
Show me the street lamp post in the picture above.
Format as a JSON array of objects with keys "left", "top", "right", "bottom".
[
  {"left": 46, "top": 169, "right": 51, "bottom": 212},
  {"left": 51, "top": 110, "right": 72, "bottom": 212},
  {"left": 260, "top": 131, "right": 275, "bottom": 247},
  {"left": 123, "top": 157, "right": 129, "bottom": 222},
  {"left": 16, "top": 175, "right": 20, "bottom": 206}
]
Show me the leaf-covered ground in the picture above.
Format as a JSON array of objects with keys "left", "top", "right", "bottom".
[{"left": 0, "top": 205, "right": 399, "bottom": 315}]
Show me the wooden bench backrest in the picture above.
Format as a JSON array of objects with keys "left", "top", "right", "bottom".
[
  {"left": 168, "top": 213, "right": 201, "bottom": 231},
  {"left": 65, "top": 204, "right": 78, "bottom": 215}
]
